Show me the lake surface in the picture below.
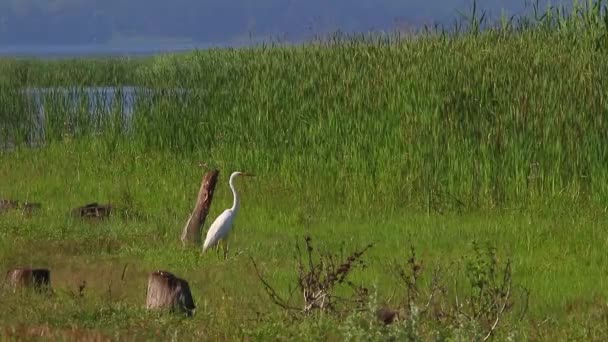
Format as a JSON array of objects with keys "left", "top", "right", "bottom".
[
  {"left": 24, "top": 86, "right": 189, "bottom": 119},
  {"left": 0, "top": 44, "right": 212, "bottom": 58},
  {"left": 0, "top": 0, "right": 572, "bottom": 59},
  {"left": 1, "top": 87, "right": 188, "bottom": 149}
]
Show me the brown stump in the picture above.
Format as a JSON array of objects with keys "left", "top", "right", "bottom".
[
  {"left": 376, "top": 306, "right": 400, "bottom": 325},
  {"left": 22, "top": 202, "right": 41, "bottom": 216},
  {"left": 145, "top": 271, "right": 195, "bottom": 316},
  {"left": 180, "top": 169, "right": 219, "bottom": 247},
  {"left": 0, "top": 200, "right": 42, "bottom": 217},
  {"left": 5, "top": 268, "right": 51, "bottom": 291},
  {"left": 0, "top": 199, "right": 19, "bottom": 213},
  {"left": 71, "top": 203, "right": 113, "bottom": 219}
]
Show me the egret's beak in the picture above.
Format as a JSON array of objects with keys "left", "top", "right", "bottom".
[{"left": 241, "top": 172, "right": 255, "bottom": 177}]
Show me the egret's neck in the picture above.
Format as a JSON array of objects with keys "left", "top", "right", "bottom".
[{"left": 229, "top": 175, "right": 240, "bottom": 212}]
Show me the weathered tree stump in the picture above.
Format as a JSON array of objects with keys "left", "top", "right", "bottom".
[
  {"left": 71, "top": 203, "right": 112, "bottom": 219},
  {"left": 5, "top": 268, "right": 51, "bottom": 292},
  {"left": 145, "top": 271, "right": 195, "bottom": 316},
  {"left": 180, "top": 169, "right": 220, "bottom": 247},
  {"left": 0, "top": 199, "right": 19, "bottom": 213},
  {"left": 0, "top": 199, "right": 42, "bottom": 216},
  {"left": 376, "top": 306, "right": 400, "bottom": 325},
  {"left": 22, "top": 202, "right": 41, "bottom": 216},
  {"left": 0, "top": 200, "right": 42, "bottom": 216}
]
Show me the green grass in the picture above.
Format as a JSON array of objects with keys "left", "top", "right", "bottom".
[
  {"left": 2, "top": 1, "right": 608, "bottom": 340},
  {"left": 2, "top": 143, "right": 608, "bottom": 340}
]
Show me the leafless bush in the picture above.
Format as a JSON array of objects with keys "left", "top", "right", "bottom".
[
  {"left": 250, "top": 235, "right": 373, "bottom": 315},
  {"left": 251, "top": 236, "right": 528, "bottom": 340},
  {"left": 388, "top": 243, "right": 529, "bottom": 340}
]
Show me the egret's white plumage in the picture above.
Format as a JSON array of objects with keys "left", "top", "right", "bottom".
[
  {"left": 202, "top": 209, "right": 234, "bottom": 251},
  {"left": 203, "top": 171, "right": 253, "bottom": 254}
]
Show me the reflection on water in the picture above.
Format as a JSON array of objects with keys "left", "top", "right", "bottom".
[
  {"left": 1, "top": 86, "right": 188, "bottom": 150},
  {"left": 25, "top": 86, "right": 141, "bottom": 118}
]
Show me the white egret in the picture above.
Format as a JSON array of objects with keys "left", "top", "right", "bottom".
[{"left": 203, "top": 171, "right": 254, "bottom": 258}]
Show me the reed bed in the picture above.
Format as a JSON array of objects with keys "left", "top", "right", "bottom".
[{"left": 3, "top": 2, "right": 607, "bottom": 214}]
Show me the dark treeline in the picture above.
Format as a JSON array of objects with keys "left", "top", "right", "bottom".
[{"left": 0, "top": 0, "right": 555, "bottom": 46}]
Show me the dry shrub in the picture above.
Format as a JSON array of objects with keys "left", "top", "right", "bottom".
[
  {"left": 250, "top": 235, "right": 373, "bottom": 316},
  {"left": 384, "top": 242, "right": 529, "bottom": 340}
]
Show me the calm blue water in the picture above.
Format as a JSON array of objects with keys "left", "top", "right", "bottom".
[
  {"left": 0, "top": 0, "right": 573, "bottom": 59},
  {"left": 0, "top": 0, "right": 577, "bottom": 59},
  {"left": 0, "top": 44, "right": 213, "bottom": 58},
  {"left": 0, "top": 87, "right": 188, "bottom": 149},
  {"left": 25, "top": 86, "right": 189, "bottom": 119},
  {"left": 25, "top": 86, "right": 144, "bottom": 118}
]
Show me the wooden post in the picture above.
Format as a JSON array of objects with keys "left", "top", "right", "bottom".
[
  {"left": 145, "top": 271, "right": 195, "bottom": 316},
  {"left": 5, "top": 268, "right": 51, "bottom": 291},
  {"left": 180, "top": 169, "right": 219, "bottom": 247}
]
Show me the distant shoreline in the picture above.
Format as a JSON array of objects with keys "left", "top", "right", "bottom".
[
  {"left": 0, "top": 43, "right": 213, "bottom": 58},
  {"left": 0, "top": 35, "right": 304, "bottom": 58}
]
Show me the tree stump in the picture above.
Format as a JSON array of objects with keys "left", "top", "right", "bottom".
[
  {"left": 0, "top": 199, "right": 19, "bottom": 214},
  {"left": 5, "top": 268, "right": 51, "bottom": 292},
  {"left": 71, "top": 203, "right": 113, "bottom": 219},
  {"left": 376, "top": 306, "right": 400, "bottom": 325},
  {"left": 0, "top": 200, "right": 41, "bottom": 217},
  {"left": 145, "top": 271, "right": 195, "bottom": 316},
  {"left": 22, "top": 202, "right": 41, "bottom": 216},
  {"left": 181, "top": 169, "right": 219, "bottom": 247}
]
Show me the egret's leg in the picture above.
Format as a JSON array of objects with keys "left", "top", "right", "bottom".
[
  {"left": 215, "top": 239, "right": 226, "bottom": 260},
  {"left": 214, "top": 241, "right": 222, "bottom": 260},
  {"left": 222, "top": 239, "right": 228, "bottom": 260},
  {"left": 224, "top": 225, "right": 233, "bottom": 259}
]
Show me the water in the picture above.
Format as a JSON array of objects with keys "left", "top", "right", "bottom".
[
  {"left": 25, "top": 86, "right": 141, "bottom": 118},
  {"left": 0, "top": 44, "right": 213, "bottom": 58},
  {"left": 1, "top": 86, "right": 188, "bottom": 150}
]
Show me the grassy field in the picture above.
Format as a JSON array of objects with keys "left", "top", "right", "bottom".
[{"left": 2, "top": 1, "right": 608, "bottom": 340}]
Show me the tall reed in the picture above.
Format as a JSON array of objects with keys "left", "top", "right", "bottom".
[{"left": 1, "top": 1, "right": 607, "bottom": 211}]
